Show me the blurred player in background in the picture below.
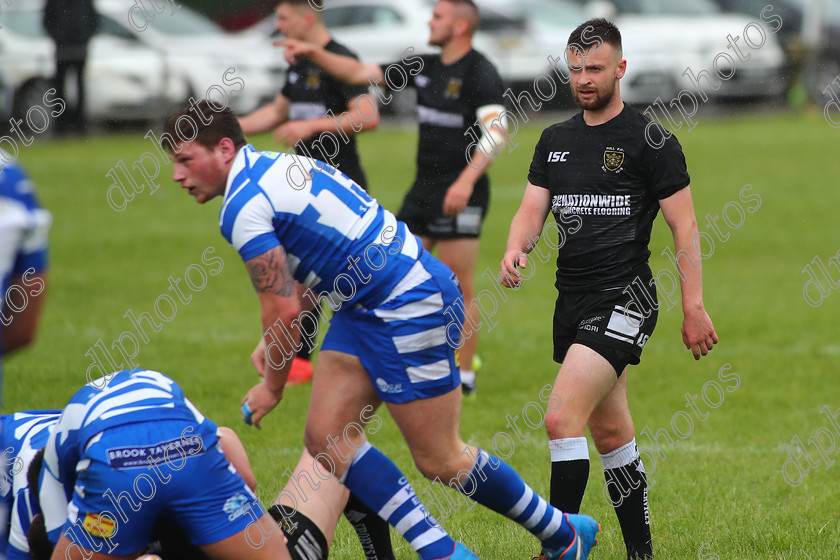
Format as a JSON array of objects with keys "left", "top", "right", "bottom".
[
  {"left": 1, "top": 155, "right": 51, "bottom": 404},
  {"left": 164, "top": 102, "right": 599, "bottom": 560},
  {"left": 239, "top": 0, "right": 381, "bottom": 387},
  {"left": 501, "top": 18, "right": 718, "bottom": 559},
  {"left": 280, "top": 0, "right": 508, "bottom": 395}
]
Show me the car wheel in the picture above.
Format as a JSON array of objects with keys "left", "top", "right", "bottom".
[{"left": 13, "top": 78, "right": 54, "bottom": 122}]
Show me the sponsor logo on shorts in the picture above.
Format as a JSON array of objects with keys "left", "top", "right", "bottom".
[
  {"left": 579, "top": 315, "right": 604, "bottom": 333},
  {"left": 223, "top": 493, "right": 251, "bottom": 522},
  {"left": 83, "top": 513, "right": 116, "bottom": 538},
  {"left": 107, "top": 436, "right": 204, "bottom": 469},
  {"left": 376, "top": 378, "right": 404, "bottom": 394}
]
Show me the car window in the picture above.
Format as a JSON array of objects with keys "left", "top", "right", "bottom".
[
  {"left": 323, "top": 6, "right": 404, "bottom": 27},
  {"left": 97, "top": 14, "right": 137, "bottom": 40},
  {"left": 0, "top": 10, "right": 45, "bottom": 38},
  {"left": 515, "top": 0, "right": 588, "bottom": 26},
  {"left": 145, "top": 7, "right": 225, "bottom": 36},
  {"left": 612, "top": 0, "right": 719, "bottom": 15},
  {"left": 788, "top": 0, "right": 840, "bottom": 24},
  {"left": 477, "top": 6, "right": 527, "bottom": 32}
]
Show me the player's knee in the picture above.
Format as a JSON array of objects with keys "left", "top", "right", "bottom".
[
  {"left": 590, "top": 418, "right": 634, "bottom": 452},
  {"left": 544, "top": 409, "right": 584, "bottom": 440},
  {"left": 592, "top": 431, "right": 627, "bottom": 454},
  {"left": 412, "top": 449, "right": 469, "bottom": 482},
  {"left": 414, "top": 458, "right": 448, "bottom": 481},
  {"left": 303, "top": 429, "right": 328, "bottom": 458}
]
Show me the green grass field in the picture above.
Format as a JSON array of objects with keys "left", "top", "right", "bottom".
[{"left": 6, "top": 107, "right": 840, "bottom": 559}]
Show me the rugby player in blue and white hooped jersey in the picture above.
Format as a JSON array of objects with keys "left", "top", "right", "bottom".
[
  {"left": 0, "top": 410, "right": 60, "bottom": 556},
  {"left": 164, "top": 101, "right": 599, "bottom": 560},
  {"left": 38, "top": 369, "right": 291, "bottom": 560},
  {"left": 0, "top": 155, "right": 51, "bottom": 402}
]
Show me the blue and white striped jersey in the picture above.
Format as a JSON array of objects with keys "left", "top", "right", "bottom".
[
  {"left": 220, "top": 146, "right": 422, "bottom": 310},
  {"left": 0, "top": 410, "right": 60, "bottom": 555},
  {"left": 6, "top": 414, "right": 59, "bottom": 559},
  {"left": 1, "top": 411, "right": 61, "bottom": 505},
  {"left": 40, "top": 370, "right": 213, "bottom": 525}
]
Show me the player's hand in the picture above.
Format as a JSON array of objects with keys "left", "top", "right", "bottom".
[
  {"left": 443, "top": 178, "right": 473, "bottom": 216},
  {"left": 242, "top": 382, "right": 283, "bottom": 429},
  {"left": 274, "top": 38, "right": 315, "bottom": 65},
  {"left": 274, "top": 120, "right": 315, "bottom": 146},
  {"left": 681, "top": 305, "right": 718, "bottom": 360},
  {"left": 500, "top": 250, "right": 528, "bottom": 288},
  {"left": 251, "top": 337, "right": 268, "bottom": 378}
]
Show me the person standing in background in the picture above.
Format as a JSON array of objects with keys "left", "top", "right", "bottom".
[{"left": 43, "top": 0, "right": 98, "bottom": 135}]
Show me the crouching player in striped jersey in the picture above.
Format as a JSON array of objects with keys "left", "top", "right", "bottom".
[
  {"left": 5, "top": 403, "right": 388, "bottom": 559},
  {"left": 164, "top": 101, "right": 600, "bottom": 560},
  {"left": 8, "top": 407, "right": 338, "bottom": 560},
  {"left": 37, "top": 369, "right": 293, "bottom": 560}
]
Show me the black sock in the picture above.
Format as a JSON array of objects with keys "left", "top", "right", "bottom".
[
  {"left": 550, "top": 458, "right": 590, "bottom": 513},
  {"left": 296, "top": 308, "right": 320, "bottom": 361},
  {"left": 604, "top": 458, "right": 653, "bottom": 559},
  {"left": 343, "top": 493, "right": 395, "bottom": 560}
]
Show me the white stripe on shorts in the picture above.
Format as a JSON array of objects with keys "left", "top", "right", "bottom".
[
  {"left": 406, "top": 358, "right": 451, "bottom": 383},
  {"left": 373, "top": 293, "right": 443, "bottom": 322},
  {"left": 379, "top": 259, "right": 431, "bottom": 305},
  {"left": 393, "top": 326, "right": 447, "bottom": 354}
]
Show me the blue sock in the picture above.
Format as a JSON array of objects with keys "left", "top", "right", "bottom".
[
  {"left": 457, "top": 448, "right": 574, "bottom": 551},
  {"left": 341, "top": 441, "right": 456, "bottom": 560}
]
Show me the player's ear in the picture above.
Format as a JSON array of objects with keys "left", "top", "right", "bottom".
[
  {"left": 217, "top": 138, "right": 238, "bottom": 163},
  {"left": 616, "top": 58, "right": 627, "bottom": 80}
]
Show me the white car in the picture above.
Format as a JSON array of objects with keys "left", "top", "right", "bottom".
[
  {"left": 0, "top": 2, "right": 189, "bottom": 123},
  {"left": 94, "top": 0, "right": 284, "bottom": 115},
  {"left": 572, "top": 0, "right": 787, "bottom": 101}
]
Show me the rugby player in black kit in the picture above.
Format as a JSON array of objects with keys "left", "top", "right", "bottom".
[
  {"left": 501, "top": 19, "right": 718, "bottom": 560},
  {"left": 279, "top": 0, "right": 508, "bottom": 396}
]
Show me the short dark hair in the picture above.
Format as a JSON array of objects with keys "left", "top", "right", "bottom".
[
  {"left": 161, "top": 100, "right": 247, "bottom": 153},
  {"left": 442, "top": 0, "right": 479, "bottom": 34},
  {"left": 567, "top": 18, "right": 621, "bottom": 57}
]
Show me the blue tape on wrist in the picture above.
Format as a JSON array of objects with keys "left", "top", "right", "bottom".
[{"left": 242, "top": 403, "right": 253, "bottom": 425}]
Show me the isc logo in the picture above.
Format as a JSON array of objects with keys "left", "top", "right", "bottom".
[{"left": 548, "top": 151, "right": 570, "bottom": 162}]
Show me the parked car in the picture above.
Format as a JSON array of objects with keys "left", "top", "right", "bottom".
[
  {"left": 0, "top": 3, "right": 189, "bottom": 123},
  {"left": 94, "top": 0, "right": 284, "bottom": 114},
  {"left": 569, "top": 0, "right": 788, "bottom": 102},
  {"left": 477, "top": 0, "right": 689, "bottom": 105},
  {"left": 714, "top": 0, "right": 840, "bottom": 101},
  {"left": 0, "top": 0, "right": 285, "bottom": 126}
]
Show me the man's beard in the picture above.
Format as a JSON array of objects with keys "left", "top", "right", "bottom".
[{"left": 572, "top": 82, "right": 616, "bottom": 111}]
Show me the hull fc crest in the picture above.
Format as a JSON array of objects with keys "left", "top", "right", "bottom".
[
  {"left": 445, "top": 78, "right": 463, "bottom": 99},
  {"left": 603, "top": 149, "right": 624, "bottom": 172}
]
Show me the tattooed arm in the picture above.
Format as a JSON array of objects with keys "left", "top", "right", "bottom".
[{"left": 242, "top": 245, "right": 302, "bottom": 428}]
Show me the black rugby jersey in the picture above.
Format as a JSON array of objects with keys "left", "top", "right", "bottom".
[
  {"left": 383, "top": 50, "right": 505, "bottom": 182},
  {"left": 282, "top": 39, "right": 369, "bottom": 186},
  {"left": 528, "top": 103, "right": 690, "bottom": 291}
]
